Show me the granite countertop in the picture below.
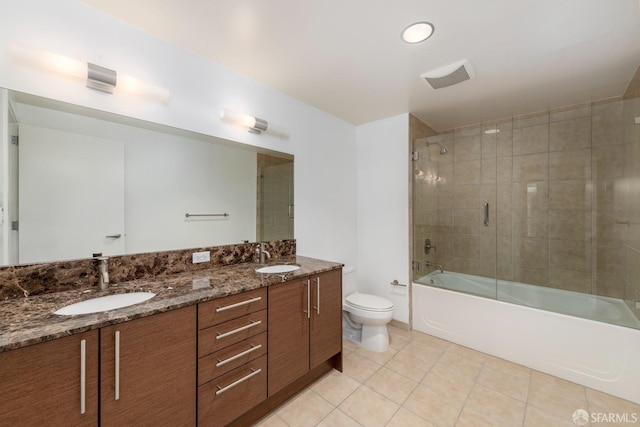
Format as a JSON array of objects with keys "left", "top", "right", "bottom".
[{"left": 0, "top": 255, "right": 342, "bottom": 352}]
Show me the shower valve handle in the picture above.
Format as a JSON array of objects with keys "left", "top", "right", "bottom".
[{"left": 424, "top": 239, "right": 436, "bottom": 255}]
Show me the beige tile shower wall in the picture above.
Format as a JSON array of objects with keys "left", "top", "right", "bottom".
[{"left": 418, "top": 98, "right": 635, "bottom": 298}]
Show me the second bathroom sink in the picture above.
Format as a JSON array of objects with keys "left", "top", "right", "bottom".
[
  {"left": 255, "top": 264, "right": 301, "bottom": 274},
  {"left": 54, "top": 292, "right": 156, "bottom": 315}
]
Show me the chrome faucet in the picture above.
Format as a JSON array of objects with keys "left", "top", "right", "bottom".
[
  {"left": 256, "top": 243, "right": 271, "bottom": 264},
  {"left": 96, "top": 256, "right": 110, "bottom": 290},
  {"left": 425, "top": 260, "right": 444, "bottom": 274}
]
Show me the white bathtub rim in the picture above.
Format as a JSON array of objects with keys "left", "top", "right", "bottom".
[{"left": 416, "top": 271, "right": 640, "bottom": 330}]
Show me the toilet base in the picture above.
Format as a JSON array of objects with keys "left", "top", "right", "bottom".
[{"left": 342, "top": 314, "right": 390, "bottom": 352}]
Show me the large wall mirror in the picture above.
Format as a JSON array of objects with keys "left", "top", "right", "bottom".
[{"left": 0, "top": 89, "right": 294, "bottom": 267}]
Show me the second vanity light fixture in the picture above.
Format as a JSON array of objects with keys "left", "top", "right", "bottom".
[
  {"left": 9, "top": 43, "right": 170, "bottom": 103},
  {"left": 220, "top": 108, "right": 290, "bottom": 139}
]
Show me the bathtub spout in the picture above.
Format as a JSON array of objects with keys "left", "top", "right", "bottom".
[{"left": 425, "top": 261, "right": 444, "bottom": 274}]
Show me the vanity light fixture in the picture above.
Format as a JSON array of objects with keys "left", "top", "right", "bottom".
[
  {"left": 9, "top": 43, "right": 170, "bottom": 103},
  {"left": 219, "top": 108, "right": 290, "bottom": 138},
  {"left": 401, "top": 22, "right": 435, "bottom": 44}
]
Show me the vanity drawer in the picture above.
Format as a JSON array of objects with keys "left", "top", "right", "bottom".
[
  {"left": 198, "top": 332, "right": 267, "bottom": 386},
  {"left": 198, "top": 288, "right": 267, "bottom": 329},
  {"left": 198, "top": 355, "right": 267, "bottom": 427},
  {"left": 198, "top": 309, "right": 267, "bottom": 357}
]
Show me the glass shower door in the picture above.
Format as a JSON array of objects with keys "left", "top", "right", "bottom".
[{"left": 412, "top": 124, "right": 499, "bottom": 300}]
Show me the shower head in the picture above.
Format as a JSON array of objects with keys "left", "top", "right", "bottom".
[{"left": 426, "top": 141, "right": 448, "bottom": 155}]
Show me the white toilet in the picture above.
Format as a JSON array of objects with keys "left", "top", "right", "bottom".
[{"left": 342, "top": 293, "right": 394, "bottom": 352}]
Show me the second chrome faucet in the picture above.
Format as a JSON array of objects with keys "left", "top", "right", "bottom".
[{"left": 256, "top": 242, "right": 271, "bottom": 264}]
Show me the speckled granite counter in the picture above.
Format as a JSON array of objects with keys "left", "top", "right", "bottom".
[{"left": 0, "top": 255, "right": 342, "bottom": 352}]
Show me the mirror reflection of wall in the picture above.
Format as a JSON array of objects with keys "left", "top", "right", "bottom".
[
  {"left": 257, "top": 154, "right": 294, "bottom": 242},
  {"left": 0, "top": 89, "right": 294, "bottom": 266}
]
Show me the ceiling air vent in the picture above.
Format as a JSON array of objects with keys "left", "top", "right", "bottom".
[{"left": 420, "top": 60, "right": 474, "bottom": 89}]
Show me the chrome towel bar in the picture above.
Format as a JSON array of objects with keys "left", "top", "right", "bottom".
[{"left": 185, "top": 213, "right": 229, "bottom": 218}]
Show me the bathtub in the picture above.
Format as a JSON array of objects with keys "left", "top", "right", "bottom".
[{"left": 413, "top": 271, "right": 640, "bottom": 404}]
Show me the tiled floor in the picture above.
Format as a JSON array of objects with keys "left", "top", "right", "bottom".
[{"left": 255, "top": 325, "right": 640, "bottom": 427}]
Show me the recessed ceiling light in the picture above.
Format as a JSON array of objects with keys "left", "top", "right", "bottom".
[
  {"left": 484, "top": 129, "right": 500, "bottom": 134},
  {"left": 401, "top": 22, "right": 434, "bottom": 44}
]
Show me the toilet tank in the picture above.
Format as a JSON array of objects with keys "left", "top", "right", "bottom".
[{"left": 342, "top": 266, "right": 357, "bottom": 297}]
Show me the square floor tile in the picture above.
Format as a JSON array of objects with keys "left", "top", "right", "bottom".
[
  {"left": 312, "top": 370, "right": 361, "bottom": 406},
  {"left": 421, "top": 364, "right": 476, "bottom": 403},
  {"left": 403, "top": 383, "right": 464, "bottom": 427},
  {"left": 277, "top": 390, "right": 334, "bottom": 427},
  {"left": 477, "top": 364, "right": 530, "bottom": 402},
  {"left": 528, "top": 371, "right": 588, "bottom": 420},
  {"left": 365, "top": 366, "right": 418, "bottom": 405},
  {"left": 523, "top": 404, "right": 578, "bottom": 427},
  {"left": 462, "top": 383, "right": 526, "bottom": 426},
  {"left": 385, "top": 351, "right": 432, "bottom": 381},
  {"left": 386, "top": 407, "right": 436, "bottom": 427},
  {"left": 316, "top": 408, "right": 361, "bottom": 427},
  {"left": 339, "top": 386, "right": 399, "bottom": 427},
  {"left": 342, "top": 351, "right": 382, "bottom": 383}
]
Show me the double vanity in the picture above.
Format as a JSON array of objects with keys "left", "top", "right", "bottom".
[{"left": 0, "top": 252, "right": 343, "bottom": 426}]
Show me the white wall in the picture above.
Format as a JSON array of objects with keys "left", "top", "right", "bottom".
[
  {"left": 125, "top": 129, "right": 257, "bottom": 254},
  {"left": 356, "top": 114, "right": 410, "bottom": 323},
  {"left": 0, "top": 0, "right": 357, "bottom": 269}
]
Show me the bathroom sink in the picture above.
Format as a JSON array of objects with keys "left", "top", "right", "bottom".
[
  {"left": 255, "top": 264, "right": 301, "bottom": 274},
  {"left": 54, "top": 292, "right": 156, "bottom": 315}
]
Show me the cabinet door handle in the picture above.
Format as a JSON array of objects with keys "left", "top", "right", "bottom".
[
  {"left": 313, "top": 277, "right": 320, "bottom": 315},
  {"left": 215, "top": 296, "right": 262, "bottom": 313},
  {"left": 306, "top": 280, "right": 311, "bottom": 319},
  {"left": 115, "top": 331, "right": 120, "bottom": 401},
  {"left": 216, "top": 320, "right": 262, "bottom": 340},
  {"left": 80, "top": 339, "right": 86, "bottom": 415},
  {"left": 216, "top": 344, "right": 262, "bottom": 367},
  {"left": 215, "top": 368, "right": 262, "bottom": 395}
]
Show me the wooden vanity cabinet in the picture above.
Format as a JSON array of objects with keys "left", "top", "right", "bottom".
[
  {"left": 0, "top": 330, "right": 99, "bottom": 426},
  {"left": 197, "top": 288, "right": 268, "bottom": 427},
  {"left": 268, "top": 268, "right": 342, "bottom": 396},
  {"left": 100, "top": 306, "right": 197, "bottom": 427},
  {"left": 309, "top": 268, "right": 343, "bottom": 368}
]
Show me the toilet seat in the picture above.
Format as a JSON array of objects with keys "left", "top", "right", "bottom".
[{"left": 345, "top": 293, "right": 394, "bottom": 312}]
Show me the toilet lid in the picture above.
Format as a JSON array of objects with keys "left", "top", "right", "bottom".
[{"left": 345, "top": 293, "right": 394, "bottom": 312}]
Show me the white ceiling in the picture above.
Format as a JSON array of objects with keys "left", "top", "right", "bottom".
[{"left": 82, "top": 0, "right": 640, "bottom": 131}]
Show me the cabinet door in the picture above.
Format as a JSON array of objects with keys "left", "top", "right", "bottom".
[
  {"left": 310, "top": 269, "right": 343, "bottom": 368},
  {"left": 267, "top": 278, "right": 310, "bottom": 396},
  {"left": 100, "top": 306, "right": 196, "bottom": 427},
  {"left": 0, "top": 331, "right": 99, "bottom": 426}
]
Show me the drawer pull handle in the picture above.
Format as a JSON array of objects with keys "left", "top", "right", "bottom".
[
  {"left": 216, "top": 320, "right": 262, "bottom": 340},
  {"left": 80, "top": 339, "right": 86, "bottom": 414},
  {"left": 216, "top": 344, "right": 262, "bottom": 367},
  {"left": 215, "top": 368, "right": 262, "bottom": 395},
  {"left": 215, "top": 296, "right": 262, "bottom": 312}
]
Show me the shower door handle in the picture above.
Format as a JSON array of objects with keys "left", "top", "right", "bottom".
[{"left": 483, "top": 202, "right": 489, "bottom": 227}]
